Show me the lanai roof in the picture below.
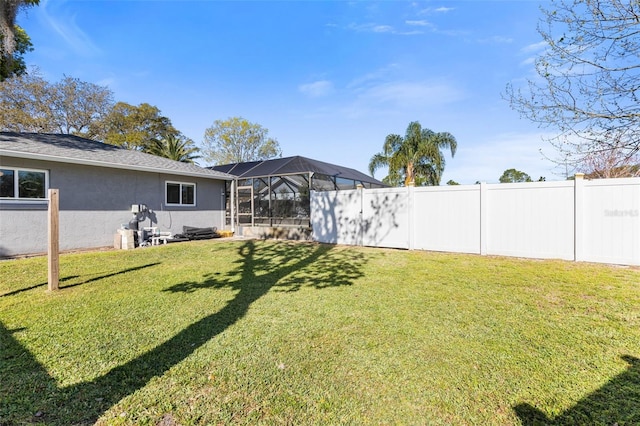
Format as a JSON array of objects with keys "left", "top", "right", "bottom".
[
  {"left": 211, "top": 156, "right": 385, "bottom": 186},
  {"left": 0, "top": 132, "right": 233, "bottom": 180}
]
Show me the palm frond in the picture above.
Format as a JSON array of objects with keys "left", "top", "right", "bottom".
[
  {"left": 374, "top": 121, "right": 457, "bottom": 186},
  {"left": 369, "top": 152, "right": 389, "bottom": 176}
]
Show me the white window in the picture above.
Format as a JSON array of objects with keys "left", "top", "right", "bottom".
[
  {"left": 165, "top": 181, "right": 196, "bottom": 206},
  {"left": 0, "top": 167, "right": 48, "bottom": 200}
]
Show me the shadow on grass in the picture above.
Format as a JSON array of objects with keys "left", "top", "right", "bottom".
[
  {"left": 0, "top": 263, "right": 160, "bottom": 298},
  {"left": 0, "top": 241, "right": 367, "bottom": 425},
  {"left": 0, "top": 275, "right": 78, "bottom": 298},
  {"left": 514, "top": 355, "right": 640, "bottom": 425}
]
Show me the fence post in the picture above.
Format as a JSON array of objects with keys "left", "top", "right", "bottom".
[
  {"left": 479, "top": 182, "right": 488, "bottom": 256},
  {"left": 574, "top": 173, "right": 585, "bottom": 262},
  {"left": 408, "top": 185, "right": 416, "bottom": 250},
  {"left": 48, "top": 188, "right": 60, "bottom": 291},
  {"left": 356, "top": 184, "right": 364, "bottom": 246}
]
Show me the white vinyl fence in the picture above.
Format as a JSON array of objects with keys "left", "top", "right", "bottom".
[{"left": 310, "top": 175, "right": 640, "bottom": 266}]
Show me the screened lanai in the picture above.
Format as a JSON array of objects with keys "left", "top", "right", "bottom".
[{"left": 210, "top": 156, "right": 386, "bottom": 228}]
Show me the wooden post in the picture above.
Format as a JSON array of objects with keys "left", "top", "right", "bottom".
[{"left": 48, "top": 189, "right": 59, "bottom": 291}]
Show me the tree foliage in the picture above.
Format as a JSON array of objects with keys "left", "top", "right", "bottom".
[
  {"left": 0, "top": 0, "right": 38, "bottom": 80},
  {"left": 369, "top": 121, "right": 457, "bottom": 187},
  {"left": 89, "top": 102, "right": 178, "bottom": 150},
  {"left": 202, "top": 116, "right": 282, "bottom": 165},
  {"left": 506, "top": 0, "right": 640, "bottom": 173},
  {"left": 580, "top": 147, "right": 640, "bottom": 179},
  {"left": 144, "top": 134, "right": 200, "bottom": 164},
  {"left": 0, "top": 24, "right": 31, "bottom": 80},
  {"left": 0, "top": 71, "right": 113, "bottom": 135},
  {"left": 499, "top": 168, "right": 533, "bottom": 183}
]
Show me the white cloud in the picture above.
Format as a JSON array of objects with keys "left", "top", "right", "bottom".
[
  {"left": 418, "top": 6, "right": 455, "bottom": 15},
  {"left": 405, "top": 20, "right": 432, "bottom": 27},
  {"left": 478, "top": 36, "right": 513, "bottom": 44},
  {"left": 299, "top": 80, "right": 334, "bottom": 98},
  {"left": 346, "top": 22, "right": 424, "bottom": 36},
  {"left": 520, "top": 57, "right": 536, "bottom": 66},
  {"left": 521, "top": 41, "right": 547, "bottom": 53},
  {"left": 347, "top": 23, "right": 394, "bottom": 33},
  {"left": 346, "top": 63, "right": 400, "bottom": 89},
  {"left": 372, "top": 24, "right": 394, "bottom": 33},
  {"left": 361, "top": 81, "right": 462, "bottom": 106},
  {"left": 38, "top": 0, "right": 101, "bottom": 57},
  {"left": 517, "top": 41, "right": 547, "bottom": 69}
]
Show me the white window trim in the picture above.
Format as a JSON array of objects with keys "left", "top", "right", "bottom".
[
  {"left": 0, "top": 167, "right": 49, "bottom": 201},
  {"left": 165, "top": 180, "right": 196, "bottom": 206}
]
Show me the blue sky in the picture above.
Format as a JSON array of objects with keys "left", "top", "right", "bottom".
[{"left": 18, "top": 0, "right": 557, "bottom": 184}]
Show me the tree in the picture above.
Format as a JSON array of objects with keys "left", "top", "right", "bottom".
[
  {"left": 0, "top": 71, "right": 113, "bottom": 135},
  {"left": 202, "top": 116, "right": 282, "bottom": 165},
  {"left": 145, "top": 134, "right": 201, "bottom": 164},
  {"left": 581, "top": 147, "right": 640, "bottom": 179},
  {"left": 0, "top": 24, "right": 31, "bottom": 80},
  {"left": 0, "top": 0, "right": 38, "bottom": 80},
  {"left": 89, "top": 102, "right": 178, "bottom": 150},
  {"left": 499, "top": 169, "right": 533, "bottom": 183},
  {"left": 446, "top": 179, "right": 460, "bottom": 185},
  {"left": 0, "top": 70, "right": 51, "bottom": 132},
  {"left": 369, "top": 121, "right": 457, "bottom": 186},
  {"left": 51, "top": 76, "right": 113, "bottom": 136},
  {"left": 505, "top": 0, "right": 640, "bottom": 174}
]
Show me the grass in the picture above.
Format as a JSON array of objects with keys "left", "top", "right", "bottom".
[{"left": 0, "top": 239, "right": 639, "bottom": 425}]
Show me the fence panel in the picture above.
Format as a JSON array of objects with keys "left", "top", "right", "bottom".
[
  {"left": 310, "top": 189, "right": 362, "bottom": 245},
  {"left": 310, "top": 177, "right": 640, "bottom": 266},
  {"left": 413, "top": 186, "right": 481, "bottom": 254},
  {"left": 485, "top": 181, "right": 575, "bottom": 260},
  {"left": 581, "top": 178, "right": 640, "bottom": 265},
  {"left": 362, "top": 188, "right": 410, "bottom": 249}
]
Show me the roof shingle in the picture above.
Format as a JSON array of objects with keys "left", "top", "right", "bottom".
[{"left": 0, "top": 132, "right": 233, "bottom": 180}]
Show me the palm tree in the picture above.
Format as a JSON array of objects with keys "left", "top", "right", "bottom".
[
  {"left": 145, "top": 134, "right": 201, "bottom": 164},
  {"left": 369, "top": 121, "right": 457, "bottom": 186}
]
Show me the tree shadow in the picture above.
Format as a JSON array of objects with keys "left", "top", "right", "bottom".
[
  {"left": 514, "top": 355, "right": 640, "bottom": 425},
  {"left": 310, "top": 188, "right": 406, "bottom": 248},
  {"left": 0, "top": 240, "right": 367, "bottom": 425},
  {"left": 0, "top": 263, "right": 160, "bottom": 298}
]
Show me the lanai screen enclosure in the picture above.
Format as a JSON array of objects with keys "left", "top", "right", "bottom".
[{"left": 211, "top": 156, "right": 385, "bottom": 228}]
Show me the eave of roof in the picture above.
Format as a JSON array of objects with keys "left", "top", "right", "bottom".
[{"left": 0, "top": 132, "right": 234, "bottom": 181}]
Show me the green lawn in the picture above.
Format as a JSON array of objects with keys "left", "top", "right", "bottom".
[{"left": 1, "top": 239, "right": 638, "bottom": 425}]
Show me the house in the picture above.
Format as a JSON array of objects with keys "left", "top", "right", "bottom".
[
  {"left": 210, "top": 156, "right": 385, "bottom": 231},
  {"left": 0, "top": 132, "right": 233, "bottom": 257}
]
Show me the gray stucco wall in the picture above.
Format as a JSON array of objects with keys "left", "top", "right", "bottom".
[{"left": 0, "top": 158, "right": 226, "bottom": 257}]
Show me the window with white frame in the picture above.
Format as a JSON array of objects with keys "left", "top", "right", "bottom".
[
  {"left": 0, "top": 167, "right": 48, "bottom": 200},
  {"left": 165, "top": 181, "right": 195, "bottom": 206}
]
